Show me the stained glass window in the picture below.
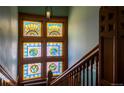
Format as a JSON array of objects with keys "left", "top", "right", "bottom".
[
  {"left": 23, "top": 21, "right": 41, "bottom": 37},
  {"left": 23, "top": 42, "right": 41, "bottom": 58},
  {"left": 47, "top": 23, "right": 63, "bottom": 37},
  {"left": 23, "top": 63, "right": 41, "bottom": 80},
  {"left": 47, "top": 62, "right": 62, "bottom": 76},
  {"left": 47, "top": 42, "right": 62, "bottom": 56}
]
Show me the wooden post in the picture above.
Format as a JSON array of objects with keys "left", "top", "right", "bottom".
[{"left": 47, "top": 70, "right": 53, "bottom": 86}]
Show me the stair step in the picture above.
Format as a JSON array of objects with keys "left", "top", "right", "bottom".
[
  {"left": 20, "top": 78, "right": 47, "bottom": 86},
  {"left": 24, "top": 81, "right": 47, "bottom": 86}
]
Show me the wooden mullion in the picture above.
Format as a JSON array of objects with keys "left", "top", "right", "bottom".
[
  {"left": 46, "top": 38, "right": 64, "bottom": 42},
  {"left": 42, "top": 41, "right": 46, "bottom": 78},
  {"left": 45, "top": 57, "right": 63, "bottom": 61},
  {"left": 21, "top": 38, "right": 45, "bottom": 42}
]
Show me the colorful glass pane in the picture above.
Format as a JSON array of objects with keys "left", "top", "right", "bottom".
[
  {"left": 47, "top": 23, "right": 63, "bottom": 37},
  {"left": 23, "top": 21, "right": 41, "bottom": 37},
  {"left": 23, "top": 42, "right": 41, "bottom": 58},
  {"left": 47, "top": 62, "right": 62, "bottom": 76},
  {"left": 23, "top": 63, "right": 41, "bottom": 80},
  {"left": 47, "top": 42, "right": 62, "bottom": 56}
]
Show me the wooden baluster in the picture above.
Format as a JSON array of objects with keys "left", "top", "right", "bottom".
[
  {"left": 65, "top": 75, "right": 68, "bottom": 85},
  {"left": 83, "top": 64, "right": 85, "bottom": 85},
  {"left": 70, "top": 74, "right": 72, "bottom": 86},
  {"left": 67, "top": 74, "right": 70, "bottom": 86},
  {"left": 77, "top": 67, "right": 79, "bottom": 85},
  {"left": 70, "top": 73, "right": 71, "bottom": 85},
  {"left": 63, "top": 76, "right": 65, "bottom": 85},
  {"left": 61, "top": 78, "right": 63, "bottom": 86},
  {"left": 3, "top": 80, "right": 5, "bottom": 86},
  {"left": 62, "top": 77, "right": 65, "bottom": 86},
  {"left": 77, "top": 66, "right": 81, "bottom": 86},
  {"left": 70, "top": 72, "right": 73, "bottom": 86},
  {"left": 68, "top": 74, "right": 71, "bottom": 85},
  {"left": 75, "top": 69, "right": 78, "bottom": 86},
  {"left": 73, "top": 70, "right": 76, "bottom": 86},
  {"left": 91, "top": 57, "right": 94, "bottom": 86},
  {"left": 72, "top": 71, "right": 74, "bottom": 86},
  {"left": 96, "top": 53, "right": 99, "bottom": 85},
  {"left": 87, "top": 61, "right": 89, "bottom": 86},
  {"left": 73, "top": 71, "right": 75, "bottom": 86}
]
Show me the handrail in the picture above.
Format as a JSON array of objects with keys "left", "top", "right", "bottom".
[
  {"left": 0, "top": 65, "right": 17, "bottom": 85},
  {"left": 49, "top": 45, "right": 99, "bottom": 86}
]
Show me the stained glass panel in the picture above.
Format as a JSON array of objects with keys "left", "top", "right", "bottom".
[
  {"left": 23, "top": 63, "right": 41, "bottom": 80},
  {"left": 47, "top": 42, "right": 62, "bottom": 56},
  {"left": 47, "top": 23, "right": 63, "bottom": 37},
  {"left": 47, "top": 62, "right": 62, "bottom": 76},
  {"left": 23, "top": 21, "right": 41, "bottom": 37},
  {"left": 23, "top": 42, "right": 41, "bottom": 58}
]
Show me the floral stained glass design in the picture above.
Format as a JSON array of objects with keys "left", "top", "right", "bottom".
[
  {"left": 23, "top": 21, "right": 41, "bottom": 37},
  {"left": 47, "top": 62, "right": 62, "bottom": 76},
  {"left": 23, "top": 42, "right": 41, "bottom": 58},
  {"left": 23, "top": 63, "right": 41, "bottom": 80},
  {"left": 47, "top": 23, "right": 63, "bottom": 37},
  {"left": 47, "top": 42, "right": 62, "bottom": 56}
]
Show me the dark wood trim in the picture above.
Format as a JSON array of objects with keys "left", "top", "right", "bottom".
[
  {"left": 18, "top": 13, "right": 68, "bottom": 20},
  {"left": 0, "top": 65, "right": 17, "bottom": 85}
]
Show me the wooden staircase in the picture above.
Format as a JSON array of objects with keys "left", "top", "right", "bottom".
[
  {"left": 16, "top": 45, "right": 99, "bottom": 86},
  {"left": 48, "top": 45, "right": 99, "bottom": 86}
]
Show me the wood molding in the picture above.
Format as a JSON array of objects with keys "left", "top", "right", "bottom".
[{"left": 0, "top": 65, "right": 17, "bottom": 85}]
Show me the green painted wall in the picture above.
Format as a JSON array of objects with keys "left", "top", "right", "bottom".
[{"left": 18, "top": 6, "right": 70, "bottom": 16}]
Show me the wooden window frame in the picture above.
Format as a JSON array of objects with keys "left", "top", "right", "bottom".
[{"left": 18, "top": 13, "right": 68, "bottom": 84}]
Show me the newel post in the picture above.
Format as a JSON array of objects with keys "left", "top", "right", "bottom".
[{"left": 47, "top": 70, "right": 53, "bottom": 86}]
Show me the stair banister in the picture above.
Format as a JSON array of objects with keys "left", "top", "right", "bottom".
[{"left": 48, "top": 45, "right": 99, "bottom": 86}]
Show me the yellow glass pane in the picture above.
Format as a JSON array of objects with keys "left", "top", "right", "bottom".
[
  {"left": 47, "top": 23, "right": 63, "bottom": 37},
  {"left": 23, "top": 21, "right": 41, "bottom": 37}
]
